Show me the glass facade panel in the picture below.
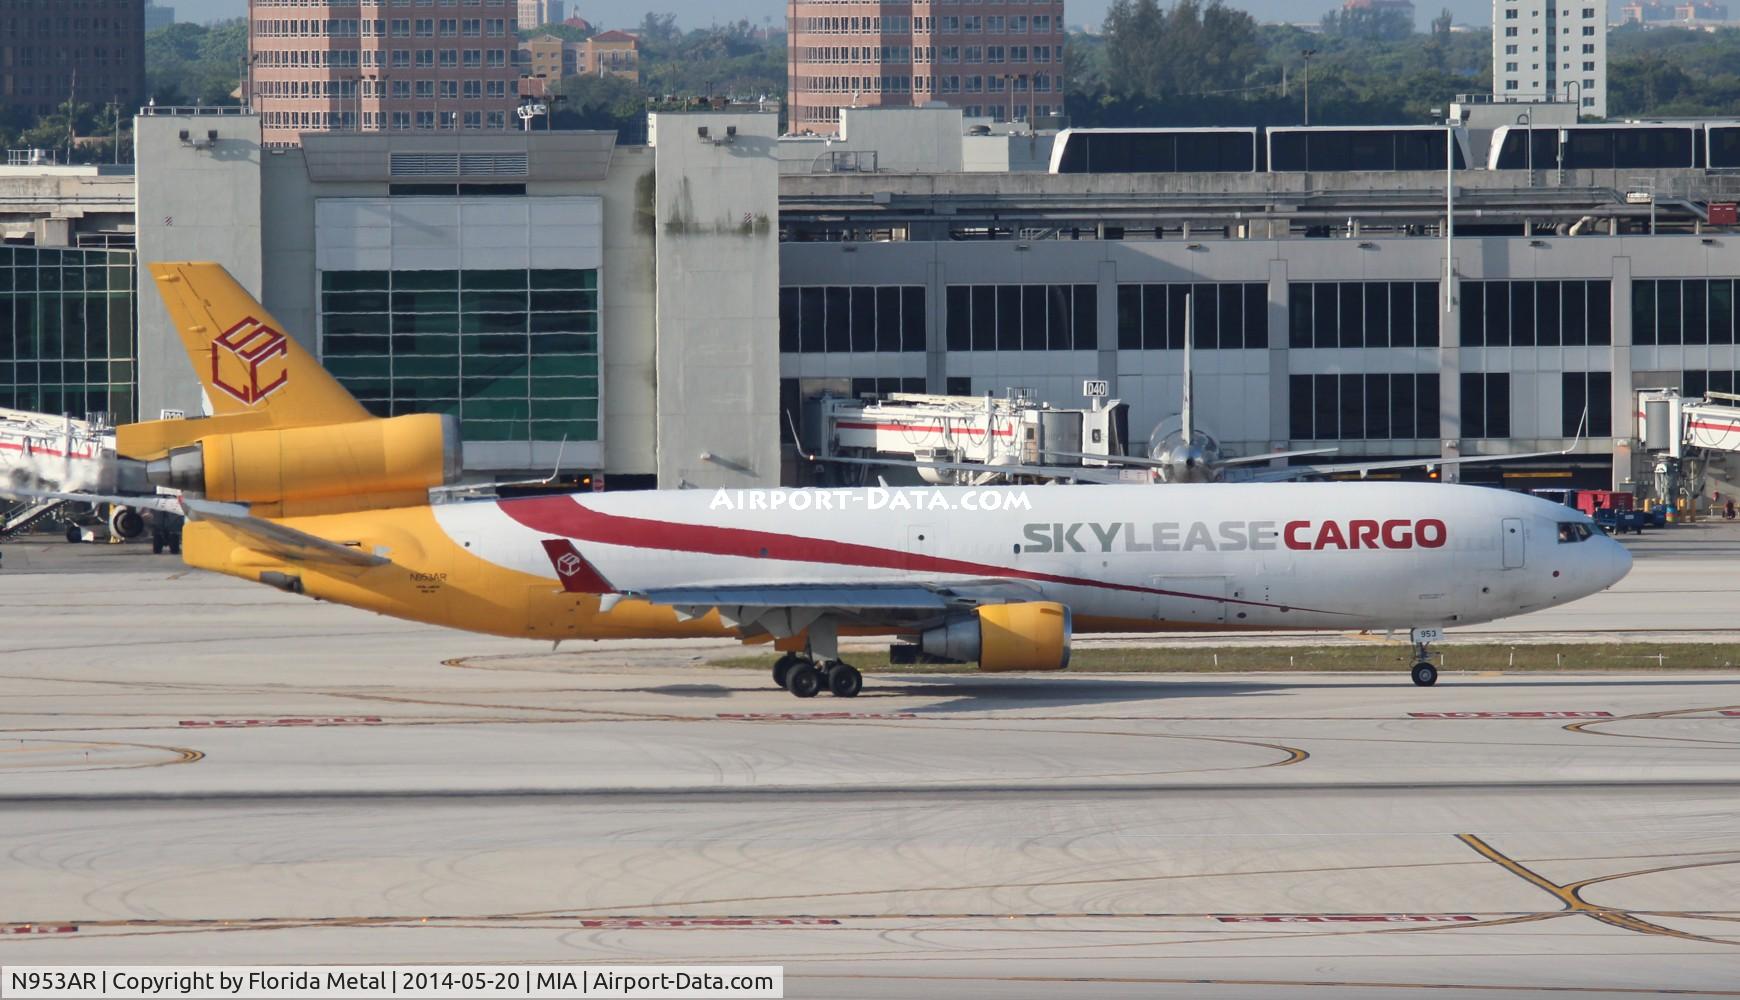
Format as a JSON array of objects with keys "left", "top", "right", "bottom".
[
  {"left": 0, "top": 248, "right": 136, "bottom": 419},
  {"left": 940, "top": 284, "right": 1095, "bottom": 352},
  {"left": 1115, "top": 282, "right": 1265, "bottom": 350},
  {"left": 783, "top": 285, "right": 928, "bottom": 354},
  {"left": 1290, "top": 373, "right": 1435, "bottom": 441},
  {"left": 1290, "top": 281, "right": 1437, "bottom": 349},
  {"left": 1637, "top": 279, "right": 1735, "bottom": 347},
  {"left": 320, "top": 268, "right": 599, "bottom": 442}
]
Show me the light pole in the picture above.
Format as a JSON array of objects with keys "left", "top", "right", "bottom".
[
  {"left": 1517, "top": 111, "right": 1532, "bottom": 185},
  {"left": 1563, "top": 80, "right": 1582, "bottom": 120},
  {"left": 1301, "top": 49, "right": 1318, "bottom": 126}
]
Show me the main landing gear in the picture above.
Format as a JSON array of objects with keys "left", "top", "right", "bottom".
[
  {"left": 1409, "top": 627, "right": 1442, "bottom": 687},
  {"left": 772, "top": 652, "right": 862, "bottom": 699}
]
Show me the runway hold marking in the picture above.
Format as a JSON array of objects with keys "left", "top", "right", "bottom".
[
  {"left": 1411, "top": 711, "right": 1614, "bottom": 719},
  {"left": 2, "top": 924, "right": 77, "bottom": 935},
  {"left": 716, "top": 712, "right": 921, "bottom": 721},
  {"left": 1458, "top": 833, "right": 1740, "bottom": 946},
  {"left": 569, "top": 917, "right": 841, "bottom": 929},
  {"left": 1215, "top": 914, "right": 1480, "bottom": 925},
  {"left": 178, "top": 717, "right": 384, "bottom": 728}
]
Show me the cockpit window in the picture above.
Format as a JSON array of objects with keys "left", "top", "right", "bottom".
[{"left": 1557, "top": 522, "right": 1593, "bottom": 543}]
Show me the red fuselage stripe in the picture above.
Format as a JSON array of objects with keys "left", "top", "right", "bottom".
[{"left": 498, "top": 495, "right": 1342, "bottom": 616}]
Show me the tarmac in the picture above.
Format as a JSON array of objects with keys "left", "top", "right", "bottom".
[{"left": 1, "top": 523, "right": 1738, "bottom": 998}]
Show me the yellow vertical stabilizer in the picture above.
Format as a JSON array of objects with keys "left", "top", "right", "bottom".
[{"left": 122, "top": 262, "right": 372, "bottom": 458}]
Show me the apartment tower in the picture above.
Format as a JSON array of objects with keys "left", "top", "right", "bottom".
[
  {"left": 1493, "top": 0, "right": 1608, "bottom": 117},
  {"left": 1, "top": 0, "right": 146, "bottom": 121},
  {"left": 249, "top": 0, "right": 522, "bottom": 147},
  {"left": 787, "top": 0, "right": 1068, "bottom": 134}
]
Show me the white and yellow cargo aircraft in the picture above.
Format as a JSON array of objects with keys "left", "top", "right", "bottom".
[{"left": 76, "top": 263, "right": 1634, "bottom": 698}]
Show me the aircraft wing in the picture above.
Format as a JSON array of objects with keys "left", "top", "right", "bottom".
[
  {"left": 0, "top": 486, "right": 185, "bottom": 513},
  {"left": 181, "top": 497, "right": 388, "bottom": 568},
  {"left": 539, "top": 539, "right": 1037, "bottom": 631},
  {"left": 1242, "top": 446, "right": 1581, "bottom": 483}
]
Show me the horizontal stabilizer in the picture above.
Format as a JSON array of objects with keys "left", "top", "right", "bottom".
[{"left": 183, "top": 497, "right": 386, "bottom": 568}]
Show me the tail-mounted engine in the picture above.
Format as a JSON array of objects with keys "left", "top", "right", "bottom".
[{"left": 146, "top": 413, "right": 462, "bottom": 517}]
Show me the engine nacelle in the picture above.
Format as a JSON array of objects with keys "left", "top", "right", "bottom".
[
  {"left": 107, "top": 506, "right": 145, "bottom": 541},
  {"left": 919, "top": 602, "right": 1073, "bottom": 672},
  {"left": 146, "top": 413, "right": 461, "bottom": 516}
]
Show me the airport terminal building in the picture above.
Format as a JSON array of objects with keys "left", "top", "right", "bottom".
[{"left": 4, "top": 105, "right": 1740, "bottom": 491}]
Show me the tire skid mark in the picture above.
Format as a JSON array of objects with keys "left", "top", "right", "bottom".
[{"left": 1565, "top": 705, "right": 1740, "bottom": 746}]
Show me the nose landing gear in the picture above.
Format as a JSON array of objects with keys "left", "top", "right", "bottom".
[{"left": 1409, "top": 627, "right": 1443, "bottom": 687}]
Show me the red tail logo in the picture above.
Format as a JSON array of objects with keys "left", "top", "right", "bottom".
[
  {"left": 539, "top": 538, "right": 615, "bottom": 594},
  {"left": 211, "top": 317, "right": 289, "bottom": 406}
]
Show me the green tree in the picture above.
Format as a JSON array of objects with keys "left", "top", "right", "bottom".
[{"left": 145, "top": 19, "right": 247, "bottom": 106}]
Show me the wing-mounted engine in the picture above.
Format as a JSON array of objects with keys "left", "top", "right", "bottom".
[{"left": 920, "top": 601, "right": 1073, "bottom": 672}]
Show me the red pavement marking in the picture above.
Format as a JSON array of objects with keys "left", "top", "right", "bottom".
[
  {"left": 2, "top": 925, "right": 78, "bottom": 934},
  {"left": 179, "top": 717, "right": 384, "bottom": 728},
  {"left": 1214, "top": 914, "right": 1479, "bottom": 924},
  {"left": 1408, "top": 711, "right": 1614, "bottom": 720},
  {"left": 716, "top": 713, "right": 920, "bottom": 721},
  {"left": 571, "top": 918, "right": 841, "bottom": 929}
]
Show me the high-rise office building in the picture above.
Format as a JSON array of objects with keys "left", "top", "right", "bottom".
[
  {"left": 1493, "top": 0, "right": 1607, "bottom": 118},
  {"left": 517, "top": 0, "right": 563, "bottom": 29},
  {"left": 787, "top": 0, "right": 1067, "bottom": 134},
  {"left": 145, "top": 3, "right": 175, "bottom": 31},
  {"left": 0, "top": 0, "right": 147, "bottom": 121},
  {"left": 248, "top": 0, "right": 522, "bottom": 148}
]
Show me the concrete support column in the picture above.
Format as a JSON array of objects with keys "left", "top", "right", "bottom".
[
  {"left": 1268, "top": 257, "right": 1291, "bottom": 447},
  {"left": 1440, "top": 245, "right": 1463, "bottom": 483},
  {"left": 926, "top": 254, "right": 947, "bottom": 392},
  {"left": 1096, "top": 258, "right": 1118, "bottom": 387},
  {"left": 1611, "top": 256, "right": 1634, "bottom": 491}
]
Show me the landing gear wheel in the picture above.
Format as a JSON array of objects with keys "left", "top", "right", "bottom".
[
  {"left": 1411, "top": 661, "right": 1439, "bottom": 687},
  {"left": 772, "top": 653, "right": 800, "bottom": 690},
  {"left": 786, "top": 663, "right": 822, "bottom": 699},
  {"left": 826, "top": 663, "right": 863, "bottom": 698}
]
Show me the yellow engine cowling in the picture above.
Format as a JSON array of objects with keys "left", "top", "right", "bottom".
[
  {"left": 147, "top": 413, "right": 461, "bottom": 517},
  {"left": 919, "top": 602, "right": 1073, "bottom": 672}
]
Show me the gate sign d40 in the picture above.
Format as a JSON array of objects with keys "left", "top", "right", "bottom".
[{"left": 1083, "top": 379, "right": 1110, "bottom": 398}]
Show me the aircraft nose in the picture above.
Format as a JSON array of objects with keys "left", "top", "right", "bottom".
[{"left": 1596, "top": 533, "right": 1633, "bottom": 590}]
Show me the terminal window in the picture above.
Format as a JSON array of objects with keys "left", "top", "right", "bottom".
[
  {"left": 1633, "top": 279, "right": 1739, "bottom": 346},
  {"left": 1287, "top": 281, "right": 1440, "bottom": 349},
  {"left": 1460, "top": 372, "right": 1512, "bottom": 439},
  {"left": 1561, "top": 371, "right": 1613, "bottom": 438},
  {"left": 1288, "top": 373, "right": 1438, "bottom": 442},
  {"left": 944, "top": 284, "right": 1097, "bottom": 352},
  {"left": 1460, "top": 280, "right": 1612, "bottom": 346},
  {"left": 319, "top": 267, "right": 599, "bottom": 444},
  {"left": 0, "top": 246, "right": 136, "bottom": 421},
  {"left": 1116, "top": 282, "right": 1266, "bottom": 350},
  {"left": 1680, "top": 370, "right": 1740, "bottom": 400},
  {"left": 779, "top": 286, "right": 926, "bottom": 354}
]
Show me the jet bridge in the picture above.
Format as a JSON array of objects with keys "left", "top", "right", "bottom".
[
  {"left": 800, "top": 389, "right": 1131, "bottom": 486},
  {"left": 1634, "top": 389, "right": 1740, "bottom": 504}
]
